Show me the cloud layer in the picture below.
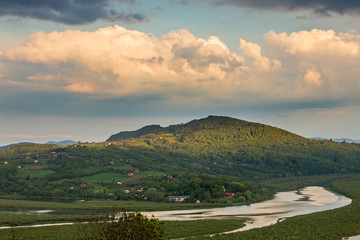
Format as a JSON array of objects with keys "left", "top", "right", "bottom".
[
  {"left": 0, "top": 0, "right": 147, "bottom": 25},
  {"left": 205, "top": 0, "right": 360, "bottom": 16},
  {"left": 1, "top": 26, "right": 360, "bottom": 111}
]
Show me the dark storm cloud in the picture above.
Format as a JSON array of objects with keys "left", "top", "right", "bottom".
[
  {"left": 0, "top": 0, "right": 147, "bottom": 25},
  {"left": 206, "top": 0, "right": 360, "bottom": 16}
]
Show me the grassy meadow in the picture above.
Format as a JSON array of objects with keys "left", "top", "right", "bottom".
[
  {"left": 0, "top": 219, "right": 247, "bottom": 240},
  {"left": 0, "top": 197, "right": 238, "bottom": 213}
]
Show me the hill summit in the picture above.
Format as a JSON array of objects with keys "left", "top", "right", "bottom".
[{"left": 108, "top": 115, "right": 296, "bottom": 142}]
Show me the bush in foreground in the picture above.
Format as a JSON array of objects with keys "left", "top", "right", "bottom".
[{"left": 78, "top": 208, "right": 164, "bottom": 240}]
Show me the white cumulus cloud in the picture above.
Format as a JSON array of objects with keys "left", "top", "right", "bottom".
[{"left": 1, "top": 26, "right": 360, "bottom": 107}]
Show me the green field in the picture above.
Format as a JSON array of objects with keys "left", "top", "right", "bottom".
[
  {"left": 0, "top": 219, "right": 247, "bottom": 240},
  {"left": 80, "top": 172, "right": 128, "bottom": 184},
  {"left": 17, "top": 166, "right": 55, "bottom": 178},
  {"left": 80, "top": 170, "right": 163, "bottom": 184},
  {"left": 0, "top": 198, "right": 235, "bottom": 212},
  {"left": 0, "top": 212, "right": 87, "bottom": 226}
]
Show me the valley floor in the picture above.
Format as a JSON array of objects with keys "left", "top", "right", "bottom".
[{"left": 1, "top": 174, "right": 360, "bottom": 239}]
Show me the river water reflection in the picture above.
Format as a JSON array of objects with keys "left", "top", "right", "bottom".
[{"left": 144, "top": 186, "right": 351, "bottom": 233}]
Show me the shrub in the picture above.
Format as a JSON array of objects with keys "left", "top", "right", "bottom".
[{"left": 78, "top": 208, "right": 164, "bottom": 240}]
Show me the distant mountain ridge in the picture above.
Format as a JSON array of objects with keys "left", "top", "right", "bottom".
[
  {"left": 310, "top": 137, "right": 360, "bottom": 144},
  {"left": 45, "top": 140, "right": 77, "bottom": 145},
  {"left": 0, "top": 140, "right": 77, "bottom": 151},
  {"left": 0, "top": 142, "right": 33, "bottom": 151}
]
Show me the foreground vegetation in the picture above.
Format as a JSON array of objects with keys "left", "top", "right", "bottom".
[
  {"left": 78, "top": 210, "right": 165, "bottom": 240},
  {"left": 0, "top": 218, "right": 247, "bottom": 240}
]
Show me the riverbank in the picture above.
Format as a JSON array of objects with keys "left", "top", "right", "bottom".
[
  {"left": 0, "top": 197, "right": 257, "bottom": 213},
  {"left": 205, "top": 175, "right": 360, "bottom": 239}
]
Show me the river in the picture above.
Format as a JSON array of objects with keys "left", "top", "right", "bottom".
[
  {"left": 0, "top": 186, "right": 353, "bottom": 236},
  {"left": 143, "top": 186, "right": 351, "bottom": 233}
]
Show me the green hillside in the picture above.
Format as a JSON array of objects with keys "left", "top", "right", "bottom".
[
  {"left": 107, "top": 115, "right": 360, "bottom": 177},
  {"left": 1, "top": 115, "right": 360, "bottom": 202}
]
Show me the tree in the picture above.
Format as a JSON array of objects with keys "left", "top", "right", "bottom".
[
  {"left": 145, "top": 188, "right": 164, "bottom": 201},
  {"left": 78, "top": 208, "right": 164, "bottom": 240}
]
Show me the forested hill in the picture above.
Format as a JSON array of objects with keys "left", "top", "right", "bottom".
[
  {"left": 107, "top": 116, "right": 360, "bottom": 177},
  {"left": 107, "top": 116, "right": 301, "bottom": 142}
]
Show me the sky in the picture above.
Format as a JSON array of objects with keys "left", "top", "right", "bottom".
[{"left": 1, "top": 0, "right": 360, "bottom": 145}]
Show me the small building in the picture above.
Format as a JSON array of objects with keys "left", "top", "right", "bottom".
[
  {"left": 167, "top": 195, "right": 191, "bottom": 202},
  {"left": 124, "top": 190, "right": 130, "bottom": 194},
  {"left": 224, "top": 192, "right": 234, "bottom": 199},
  {"left": 127, "top": 172, "right": 134, "bottom": 176},
  {"left": 137, "top": 186, "right": 145, "bottom": 192},
  {"left": 34, "top": 160, "right": 39, "bottom": 165},
  {"left": 51, "top": 152, "right": 58, "bottom": 157},
  {"left": 134, "top": 168, "right": 140, "bottom": 173},
  {"left": 109, "top": 161, "right": 115, "bottom": 165},
  {"left": 116, "top": 181, "right": 122, "bottom": 185},
  {"left": 3, "top": 161, "right": 8, "bottom": 165},
  {"left": 81, "top": 184, "right": 87, "bottom": 188},
  {"left": 16, "top": 165, "right": 22, "bottom": 169}
]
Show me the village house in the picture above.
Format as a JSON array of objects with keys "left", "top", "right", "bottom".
[
  {"left": 127, "top": 172, "right": 134, "bottom": 176},
  {"left": 167, "top": 195, "right": 191, "bottom": 202},
  {"left": 51, "top": 152, "right": 58, "bottom": 157},
  {"left": 109, "top": 161, "right": 115, "bottom": 165},
  {"left": 134, "top": 168, "right": 140, "bottom": 173},
  {"left": 137, "top": 186, "right": 145, "bottom": 192},
  {"left": 224, "top": 192, "right": 234, "bottom": 199}
]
